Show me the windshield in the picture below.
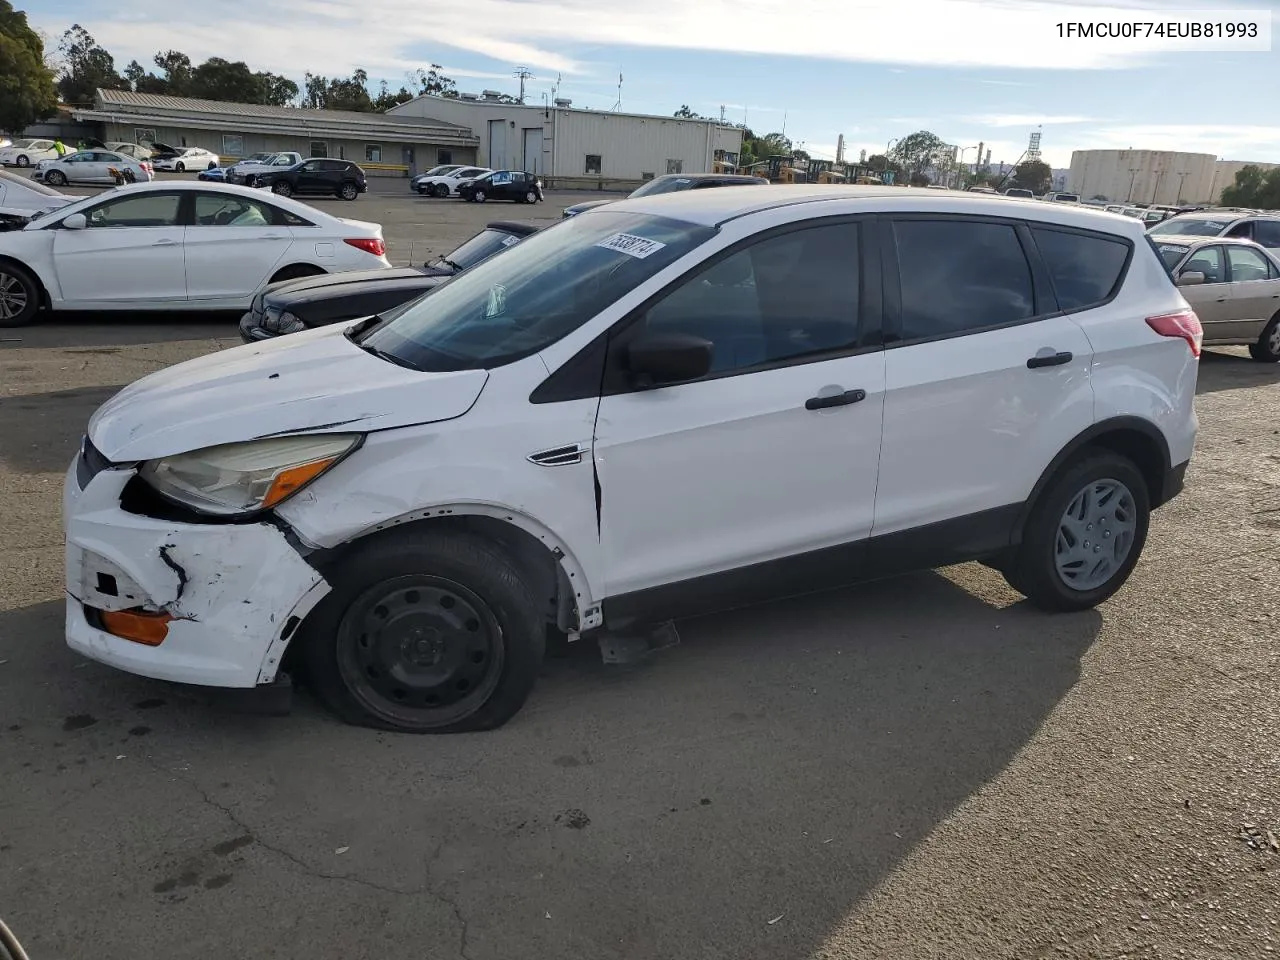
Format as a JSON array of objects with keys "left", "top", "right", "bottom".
[
  {"left": 1150, "top": 217, "right": 1231, "bottom": 237},
  {"left": 356, "top": 211, "right": 715, "bottom": 371},
  {"left": 1152, "top": 241, "right": 1190, "bottom": 270},
  {"left": 436, "top": 228, "right": 528, "bottom": 271},
  {"left": 0, "top": 170, "right": 64, "bottom": 196},
  {"left": 423, "top": 165, "right": 461, "bottom": 177},
  {"left": 6, "top": 140, "right": 36, "bottom": 150},
  {"left": 629, "top": 176, "right": 696, "bottom": 198}
]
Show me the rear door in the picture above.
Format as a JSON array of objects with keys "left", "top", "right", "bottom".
[
  {"left": 1221, "top": 244, "right": 1280, "bottom": 341},
  {"left": 184, "top": 192, "right": 294, "bottom": 302},
  {"left": 873, "top": 216, "right": 1099, "bottom": 548},
  {"left": 294, "top": 160, "right": 328, "bottom": 194}
]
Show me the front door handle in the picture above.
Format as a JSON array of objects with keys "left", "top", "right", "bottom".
[
  {"left": 805, "top": 388, "right": 866, "bottom": 410},
  {"left": 1027, "top": 350, "right": 1073, "bottom": 369}
]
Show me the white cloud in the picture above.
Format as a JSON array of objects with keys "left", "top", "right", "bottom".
[
  {"left": 32, "top": 0, "right": 1242, "bottom": 89},
  {"left": 962, "top": 114, "right": 1104, "bottom": 127}
]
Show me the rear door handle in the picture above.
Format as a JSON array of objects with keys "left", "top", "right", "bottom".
[
  {"left": 805, "top": 389, "right": 866, "bottom": 410},
  {"left": 152, "top": 238, "right": 179, "bottom": 246},
  {"left": 1027, "top": 350, "right": 1073, "bottom": 369}
]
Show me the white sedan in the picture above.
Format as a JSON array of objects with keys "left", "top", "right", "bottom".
[
  {"left": 105, "top": 142, "right": 154, "bottom": 161},
  {"left": 415, "top": 165, "right": 492, "bottom": 197},
  {"left": 153, "top": 147, "right": 221, "bottom": 172},
  {"left": 0, "top": 170, "right": 73, "bottom": 230},
  {"left": 33, "top": 150, "right": 154, "bottom": 186},
  {"left": 0, "top": 139, "right": 60, "bottom": 168},
  {"left": 0, "top": 181, "right": 391, "bottom": 327}
]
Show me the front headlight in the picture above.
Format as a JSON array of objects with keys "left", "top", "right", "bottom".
[
  {"left": 138, "top": 434, "right": 361, "bottom": 516},
  {"left": 276, "top": 311, "right": 306, "bottom": 334}
]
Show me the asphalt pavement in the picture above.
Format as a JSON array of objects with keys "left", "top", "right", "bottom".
[{"left": 1, "top": 190, "right": 1279, "bottom": 960}]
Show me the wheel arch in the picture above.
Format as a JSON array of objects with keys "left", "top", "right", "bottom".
[
  {"left": 0, "top": 254, "right": 50, "bottom": 309},
  {"left": 1012, "top": 416, "right": 1173, "bottom": 544},
  {"left": 269, "top": 262, "right": 327, "bottom": 284}
]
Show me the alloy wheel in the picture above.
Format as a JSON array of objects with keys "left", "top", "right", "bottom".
[{"left": 0, "top": 273, "right": 29, "bottom": 322}]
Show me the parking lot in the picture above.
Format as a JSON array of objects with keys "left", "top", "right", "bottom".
[{"left": 2, "top": 185, "right": 1280, "bottom": 960}]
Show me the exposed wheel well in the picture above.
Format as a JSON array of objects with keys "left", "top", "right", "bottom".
[
  {"left": 1084, "top": 430, "right": 1166, "bottom": 506},
  {"left": 269, "top": 263, "right": 327, "bottom": 284}
]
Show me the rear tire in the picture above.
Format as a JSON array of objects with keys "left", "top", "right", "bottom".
[
  {"left": 0, "top": 261, "right": 41, "bottom": 327},
  {"left": 44, "top": 170, "right": 67, "bottom": 186},
  {"left": 1003, "top": 450, "right": 1150, "bottom": 612},
  {"left": 1248, "top": 314, "right": 1280, "bottom": 362},
  {"left": 524, "top": 189, "right": 539, "bottom": 204},
  {"left": 301, "top": 531, "right": 546, "bottom": 733},
  {"left": 338, "top": 181, "right": 359, "bottom": 201},
  {"left": 207, "top": 160, "right": 218, "bottom": 170}
]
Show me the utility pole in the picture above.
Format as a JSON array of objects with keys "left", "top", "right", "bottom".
[
  {"left": 1151, "top": 167, "right": 1164, "bottom": 204},
  {"left": 1127, "top": 166, "right": 1141, "bottom": 202},
  {"left": 613, "top": 73, "right": 622, "bottom": 111},
  {"left": 1175, "top": 170, "right": 1189, "bottom": 204},
  {"left": 513, "top": 66, "right": 534, "bottom": 103}
]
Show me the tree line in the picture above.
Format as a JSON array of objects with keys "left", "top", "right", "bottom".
[{"left": 1221, "top": 165, "right": 1280, "bottom": 209}]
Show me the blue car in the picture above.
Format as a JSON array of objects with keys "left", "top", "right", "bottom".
[{"left": 197, "top": 167, "right": 229, "bottom": 182}]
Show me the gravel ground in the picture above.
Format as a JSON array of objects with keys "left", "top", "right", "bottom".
[{"left": 1, "top": 188, "right": 1278, "bottom": 960}]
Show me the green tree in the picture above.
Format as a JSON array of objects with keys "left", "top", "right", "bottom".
[
  {"left": 56, "top": 24, "right": 126, "bottom": 105},
  {"left": 153, "top": 50, "right": 192, "bottom": 94},
  {"left": 890, "top": 130, "right": 945, "bottom": 176},
  {"left": 188, "top": 57, "right": 271, "bottom": 103},
  {"left": 123, "top": 58, "right": 167, "bottom": 93},
  {"left": 409, "top": 64, "right": 456, "bottom": 98},
  {"left": 323, "top": 68, "right": 374, "bottom": 111},
  {"left": 673, "top": 104, "right": 707, "bottom": 119},
  {"left": 1010, "top": 159, "right": 1052, "bottom": 194},
  {"left": 256, "top": 72, "right": 298, "bottom": 107},
  {"left": 1221, "top": 164, "right": 1266, "bottom": 207},
  {"left": 0, "top": 2, "right": 58, "bottom": 134},
  {"left": 373, "top": 80, "right": 414, "bottom": 111},
  {"left": 865, "top": 153, "right": 902, "bottom": 175}
]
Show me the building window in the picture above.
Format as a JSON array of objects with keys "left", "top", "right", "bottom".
[
  {"left": 641, "top": 172, "right": 655, "bottom": 181},
  {"left": 222, "top": 134, "right": 244, "bottom": 157},
  {"left": 585, "top": 154, "right": 602, "bottom": 175},
  {"left": 134, "top": 128, "right": 156, "bottom": 145},
  {"left": 437, "top": 149, "right": 453, "bottom": 165},
  {"left": 309, "top": 141, "right": 328, "bottom": 158},
  {"left": 365, "top": 143, "right": 382, "bottom": 163},
  {"left": 666, "top": 159, "right": 683, "bottom": 175}
]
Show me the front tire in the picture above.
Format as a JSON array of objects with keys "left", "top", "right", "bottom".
[
  {"left": 302, "top": 531, "right": 545, "bottom": 733},
  {"left": 15, "top": 155, "right": 29, "bottom": 168},
  {"left": 433, "top": 183, "right": 449, "bottom": 198},
  {"left": 1003, "top": 450, "right": 1150, "bottom": 611},
  {"left": 207, "top": 160, "right": 218, "bottom": 170},
  {"left": 0, "top": 262, "right": 41, "bottom": 327},
  {"left": 1248, "top": 314, "right": 1280, "bottom": 362},
  {"left": 473, "top": 189, "right": 487, "bottom": 203},
  {"left": 272, "top": 181, "right": 293, "bottom": 197},
  {"left": 175, "top": 161, "right": 186, "bottom": 172},
  {"left": 44, "top": 170, "right": 67, "bottom": 186}
]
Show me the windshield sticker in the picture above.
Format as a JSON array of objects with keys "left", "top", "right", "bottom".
[
  {"left": 500, "top": 234, "right": 520, "bottom": 247},
  {"left": 596, "top": 233, "right": 668, "bottom": 259},
  {"left": 1159, "top": 245, "right": 1187, "bottom": 255}
]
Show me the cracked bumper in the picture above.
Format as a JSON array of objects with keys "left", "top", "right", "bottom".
[{"left": 63, "top": 458, "right": 330, "bottom": 688}]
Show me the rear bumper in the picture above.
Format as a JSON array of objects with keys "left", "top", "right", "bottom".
[{"left": 1157, "top": 459, "right": 1189, "bottom": 508}]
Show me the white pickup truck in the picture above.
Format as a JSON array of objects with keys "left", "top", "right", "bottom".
[{"left": 225, "top": 152, "right": 304, "bottom": 186}]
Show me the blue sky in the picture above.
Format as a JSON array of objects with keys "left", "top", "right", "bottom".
[{"left": 29, "top": 0, "right": 1280, "bottom": 168}]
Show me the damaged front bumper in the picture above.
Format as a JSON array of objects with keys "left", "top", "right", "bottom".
[{"left": 63, "top": 457, "right": 331, "bottom": 688}]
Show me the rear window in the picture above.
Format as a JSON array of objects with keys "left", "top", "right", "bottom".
[
  {"left": 1031, "top": 227, "right": 1131, "bottom": 309},
  {"left": 1149, "top": 217, "right": 1231, "bottom": 237},
  {"left": 1150, "top": 240, "right": 1190, "bottom": 272}
]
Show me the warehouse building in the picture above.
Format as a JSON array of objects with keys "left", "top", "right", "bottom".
[
  {"left": 70, "top": 89, "right": 480, "bottom": 176},
  {"left": 388, "top": 93, "right": 745, "bottom": 190},
  {"left": 1068, "top": 149, "right": 1280, "bottom": 206}
]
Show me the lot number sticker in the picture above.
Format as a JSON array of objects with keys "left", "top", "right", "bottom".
[
  {"left": 596, "top": 233, "right": 667, "bottom": 259},
  {"left": 501, "top": 234, "right": 520, "bottom": 247}
]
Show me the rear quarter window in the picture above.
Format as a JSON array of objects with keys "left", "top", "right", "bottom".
[{"left": 1031, "top": 226, "right": 1132, "bottom": 310}]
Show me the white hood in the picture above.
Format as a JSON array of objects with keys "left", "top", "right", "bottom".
[{"left": 88, "top": 324, "right": 489, "bottom": 462}]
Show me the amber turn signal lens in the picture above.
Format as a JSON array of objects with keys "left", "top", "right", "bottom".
[
  {"left": 100, "top": 609, "right": 173, "bottom": 646},
  {"left": 262, "top": 457, "right": 339, "bottom": 508}
]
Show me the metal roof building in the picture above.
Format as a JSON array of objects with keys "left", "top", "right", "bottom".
[{"left": 71, "top": 89, "right": 480, "bottom": 175}]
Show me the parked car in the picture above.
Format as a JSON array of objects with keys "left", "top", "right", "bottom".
[
  {"left": 1044, "top": 192, "right": 1080, "bottom": 204},
  {"left": 152, "top": 147, "right": 221, "bottom": 172},
  {"left": 197, "top": 167, "right": 229, "bottom": 182},
  {"left": 141, "top": 140, "right": 183, "bottom": 162},
  {"left": 0, "top": 181, "right": 390, "bottom": 327},
  {"left": 239, "top": 220, "right": 540, "bottom": 342},
  {"left": 32, "top": 150, "right": 153, "bottom": 186},
  {"left": 226, "top": 152, "right": 304, "bottom": 187},
  {"left": 457, "top": 170, "right": 543, "bottom": 203},
  {"left": 1148, "top": 210, "right": 1280, "bottom": 252},
  {"left": 562, "top": 172, "right": 770, "bottom": 217},
  {"left": 0, "top": 139, "right": 59, "bottom": 168},
  {"left": 415, "top": 165, "right": 491, "bottom": 197},
  {"left": 1003, "top": 187, "right": 1034, "bottom": 199},
  {"left": 105, "top": 142, "right": 153, "bottom": 161},
  {"left": 0, "top": 170, "right": 73, "bottom": 231},
  {"left": 254, "top": 159, "right": 368, "bottom": 200},
  {"left": 1151, "top": 235, "right": 1280, "bottom": 361},
  {"left": 62, "top": 186, "right": 1198, "bottom": 733},
  {"left": 410, "top": 164, "right": 465, "bottom": 193}
]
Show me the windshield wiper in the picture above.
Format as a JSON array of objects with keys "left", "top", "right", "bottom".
[
  {"left": 344, "top": 316, "right": 421, "bottom": 370},
  {"left": 357, "top": 340, "right": 420, "bottom": 370}
]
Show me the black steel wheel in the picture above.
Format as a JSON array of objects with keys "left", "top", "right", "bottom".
[{"left": 302, "top": 530, "right": 546, "bottom": 733}]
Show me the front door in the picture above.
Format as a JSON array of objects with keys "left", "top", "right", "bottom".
[
  {"left": 52, "top": 192, "right": 186, "bottom": 304},
  {"left": 592, "top": 219, "right": 885, "bottom": 609},
  {"left": 184, "top": 192, "right": 294, "bottom": 301},
  {"left": 874, "top": 216, "right": 1097, "bottom": 549},
  {"left": 294, "top": 159, "right": 329, "bottom": 193}
]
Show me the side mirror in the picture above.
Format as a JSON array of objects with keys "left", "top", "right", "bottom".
[
  {"left": 626, "top": 331, "right": 714, "bottom": 387},
  {"left": 61, "top": 213, "right": 86, "bottom": 230},
  {"left": 1176, "top": 270, "right": 1206, "bottom": 286}
]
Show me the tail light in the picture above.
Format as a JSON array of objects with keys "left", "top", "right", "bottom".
[
  {"left": 344, "top": 237, "right": 385, "bottom": 257},
  {"left": 1146, "top": 310, "right": 1202, "bottom": 357}
]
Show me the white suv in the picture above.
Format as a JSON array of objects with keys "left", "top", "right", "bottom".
[{"left": 63, "top": 187, "right": 1201, "bottom": 733}]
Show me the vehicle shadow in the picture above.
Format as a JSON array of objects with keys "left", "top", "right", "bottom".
[
  {"left": 0, "top": 568, "right": 1101, "bottom": 960},
  {"left": 1196, "top": 348, "right": 1280, "bottom": 394},
  {"left": 0, "top": 384, "right": 125, "bottom": 473}
]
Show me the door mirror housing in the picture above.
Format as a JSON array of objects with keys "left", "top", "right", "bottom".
[
  {"left": 1176, "top": 270, "right": 1205, "bottom": 286},
  {"left": 61, "top": 213, "right": 86, "bottom": 230},
  {"left": 626, "top": 331, "right": 714, "bottom": 387}
]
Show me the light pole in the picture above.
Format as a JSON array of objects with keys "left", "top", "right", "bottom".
[
  {"left": 956, "top": 145, "right": 977, "bottom": 188},
  {"left": 1151, "top": 168, "right": 1165, "bottom": 204},
  {"left": 1126, "top": 166, "right": 1141, "bottom": 202}
]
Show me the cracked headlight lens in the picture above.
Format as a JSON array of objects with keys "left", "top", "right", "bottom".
[{"left": 139, "top": 434, "right": 361, "bottom": 516}]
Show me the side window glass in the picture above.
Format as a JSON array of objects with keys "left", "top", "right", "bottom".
[
  {"left": 1226, "top": 245, "right": 1271, "bottom": 282},
  {"left": 193, "top": 194, "right": 274, "bottom": 226},
  {"left": 1224, "top": 222, "right": 1252, "bottom": 239},
  {"left": 635, "top": 222, "right": 860, "bottom": 376},
  {"left": 1031, "top": 227, "right": 1129, "bottom": 310},
  {"left": 1252, "top": 221, "right": 1280, "bottom": 248},
  {"left": 1182, "top": 245, "right": 1225, "bottom": 284},
  {"left": 892, "top": 219, "right": 1034, "bottom": 339},
  {"left": 85, "top": 194, "right": 181, "bottom": 228}
]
